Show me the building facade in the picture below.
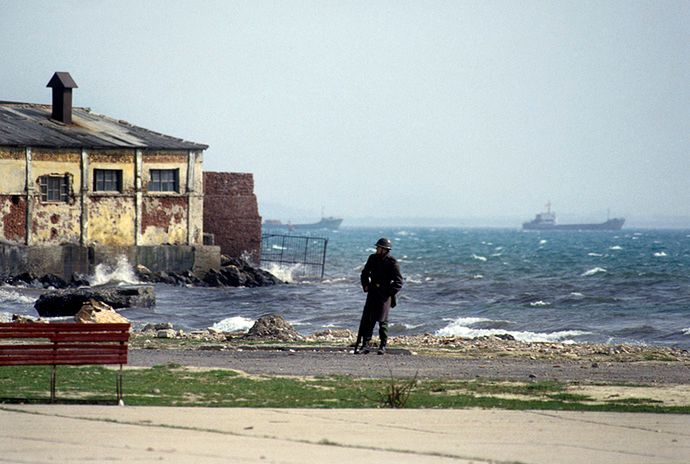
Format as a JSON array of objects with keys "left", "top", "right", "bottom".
[{"left": 0, "top": 72, "right": 219, "bottom": 277}]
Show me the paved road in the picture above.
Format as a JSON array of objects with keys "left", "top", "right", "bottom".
[
  {"left": 129, "top": 348, "right": 690, "bottom": 384},
  {"left": 2, "top": 405, "right": 689, "bottom": 464}
]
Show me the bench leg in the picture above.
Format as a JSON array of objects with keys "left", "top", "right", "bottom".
[
  {"left": 50, "top": 365, "right": 56, "bottom": 403},
  {"left": 117, "top": 364, "right": 124, "bottom": 405}
]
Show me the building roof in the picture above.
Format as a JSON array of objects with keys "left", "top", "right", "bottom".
[{"left": 0, "top": 102, "right": 208, "bottom": 151}]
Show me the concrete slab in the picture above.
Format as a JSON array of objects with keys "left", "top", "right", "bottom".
[{"left": 0, "top": 406, "right": 688, "bottom": 463}]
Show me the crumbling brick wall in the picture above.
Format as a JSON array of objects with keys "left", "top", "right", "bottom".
[{"left": 203, "top": 172, "right": 261, "bottom": 262}]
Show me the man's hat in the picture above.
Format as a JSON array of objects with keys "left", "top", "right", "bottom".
[{"left": 375, "top": 237, "right": 392, "bottom": 250}]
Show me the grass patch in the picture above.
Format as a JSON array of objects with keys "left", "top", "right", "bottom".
[{"left": 0, "top": 365, "right": 688, "bottom": 413}]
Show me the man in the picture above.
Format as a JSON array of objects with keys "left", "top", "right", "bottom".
[{"left": 355, "top": 237, "right": 404, "bottom": 355}]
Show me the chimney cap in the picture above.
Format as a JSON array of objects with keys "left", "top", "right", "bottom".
[{"left": 46, "top": 72, "right": 78, "bottom": 89}]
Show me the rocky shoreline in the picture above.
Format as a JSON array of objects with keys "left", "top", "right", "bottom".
[
  {"left": 132, "top": 318, "right": 690, "bottom": 364},
  {"left": 2, "top": 256, "right": 284, "bottom": 290}
]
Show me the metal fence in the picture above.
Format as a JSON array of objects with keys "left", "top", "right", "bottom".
[{"left": 260, "top": 234, "right": 329, "bottom": 280}]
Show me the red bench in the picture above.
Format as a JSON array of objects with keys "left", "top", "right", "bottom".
[{"left": 0, "top": 322, "right": 130, "bottom": 403}]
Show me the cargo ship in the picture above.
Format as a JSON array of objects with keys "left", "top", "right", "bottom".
[
  {"left": 522, "top": 203, "right": 624, "bottom": 230},
  {"left": 263, "top": 216, "right": 343, "bottom": 231}
]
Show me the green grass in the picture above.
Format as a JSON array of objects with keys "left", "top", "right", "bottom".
[{"left": 0, "top": 365, "right": 688, "bottom": 413}]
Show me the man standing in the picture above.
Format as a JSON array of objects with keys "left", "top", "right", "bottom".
[{"left": 355, "top": 237, "right": 404, "bottom": 355}]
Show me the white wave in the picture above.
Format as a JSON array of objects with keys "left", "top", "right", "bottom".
[
  {"left": 682, "top": 328, "right": 690, "bottom": 335},
  {"left": 653, "top": 251, "right": 668, "bottom": 257},
  {"left": 581, "top": 267, "right": 607, "bottom": 277},
  {"left": 569, "top": 292, "right": 585, "bottom": 298},
  {"left": 0, "top": 312, "right": 13, "bottom": 322},
  {"left": 472, "top": 254, "right": 487, "bottom": 262},
  {"left": 588, "top": 252, "right": 603, "bottom": 257},
  {"left": 210, "top": 316, "right": 255, "bottom": 333},
  {"left": 90, "top": 255, "right": 140, "bottom": 286},
  {"left": 321, "top": 277, "right": 348, "bottom": 284},
  {"left": 435, "top": 320, "right": 589, "bottom": 343},
  {"left": 529, "top": 300, "right": 551, "bottom": 307},
  {"left": 406, "top": 278, "right": 423, "bottom": 284},
  {"left": 610, "top": 245, "right": 623, "bottom": 250},
  {"left": 0, "top": 289, "right": 35, "bottom": 304},
  {"left": 271, "top": 244, "right": 286, "bottom": 250},
  {"left": 260, "top": 263, "right": 301, "bottom": 283},
  {"left": 539, "top": 239, "right": 548, "bottom": 245},
  {"left": 395, "top": 230, "right": 415, "bottom": 237},
  {"left": 472, "top": 274, "right": 484, "bottom": 280}
]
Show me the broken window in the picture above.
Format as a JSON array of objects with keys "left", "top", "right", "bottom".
[
  {"left": 94, "top": 169, "right": 123, "bottom": 192},
  {"left": 39, "top": 175, "right": 69, "bottom": 202},
  {"left": 148, "top": 169, "right": 179, "bottom": 192}
]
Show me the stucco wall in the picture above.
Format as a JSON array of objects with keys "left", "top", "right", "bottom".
[
  {"left": 203, "top": 171, "right": 261, "bottom": 262},
  {"left": 0, "top": 147, "right": 204, "bottom": 247}
]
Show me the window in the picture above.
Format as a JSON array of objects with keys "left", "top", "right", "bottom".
[
  {"left": 93, "top": 169, "right": 123, "bottom": 192},
  {"left": 39, "top": 175, "right": 69, "bottom": 202},
  {"left": 148, "top": 169, "right": 179, "bottom": 192}
]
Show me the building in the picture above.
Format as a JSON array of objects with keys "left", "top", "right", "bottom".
[{"left": 0, "top": 72, "right": 219, "bottom": 278}]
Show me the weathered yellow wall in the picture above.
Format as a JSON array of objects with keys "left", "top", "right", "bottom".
[
  {"left": 87, "top": 197, "right": 136, "bottom": 246},
  {"left": 31, "top": 149, "right": 82, "bottom": 190},
  {"left": 0, "top": 158, "right": 26, "bottom": 193},
  {"left": 140, "top": 196, "right": 188, "bottom": 245},
  {"left": 31, "top": 197, "right": 81, "bottom": 244},
  {"left": 0, "top": 147, "right": 203, "bottom": 246},
  {"left": 30, "top": 149, "right": 81, "bottom": 244}
]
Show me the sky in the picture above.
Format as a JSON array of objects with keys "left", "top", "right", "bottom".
[{"left": 1, "top": 0, "right": 689, "bottom": 227}]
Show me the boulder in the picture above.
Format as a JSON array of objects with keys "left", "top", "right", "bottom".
[
  {"left": 245, "top": 314, "right": 303, "bottom": 341},
  {"left": 75, "top": 299, "right": 129, "bottom": 324},
  {"left": 34, "top": 285, "right": 155, "bottom": 317}
]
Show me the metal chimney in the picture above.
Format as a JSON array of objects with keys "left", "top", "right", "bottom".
[{"left": 46, "top": 72, "right": 78, "bottom": 124}]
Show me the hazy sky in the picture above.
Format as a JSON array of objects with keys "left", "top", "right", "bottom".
[{"left": 2, "top": 0, "right": 689, "bottom": 226}]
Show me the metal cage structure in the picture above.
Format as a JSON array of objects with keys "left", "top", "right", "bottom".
[{"left": 260, "top": 234, "right": 328, "bottom": 280}]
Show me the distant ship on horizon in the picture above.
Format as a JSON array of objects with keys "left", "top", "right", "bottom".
[
  {"left": 522, "top": 202, "right": 625, "bottom": 231},
  {"left": 263, "top": 216, "right": 343, "bottom": 231}
]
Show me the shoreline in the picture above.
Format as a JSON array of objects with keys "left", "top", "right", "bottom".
[{"left": 132, "top": 327, "right": 690, "bottom": 363}]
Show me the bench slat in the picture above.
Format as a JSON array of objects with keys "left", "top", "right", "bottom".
[
  {"left": 0, "top": 323, "right": 131, "bottom": 331},
  {"left": 0, "top": 356, "right": 127, "bottom": 366}
]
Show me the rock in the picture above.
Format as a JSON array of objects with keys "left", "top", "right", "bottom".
[
  {"left": 142, "top": 322, "right": 173, "bottom": 332},
  {"left": 38, "top": 273, "right": 68, "bottom": 289},
  {"left": 34, "top": 285, "right": 155, "bottom": 317},
  {"left": 135, "top": 264, "right": 154, "bottom": 282},
  {"left": 156, "top": 329, "right": 177, "bottom": 339},
  {"left": 12, "top": 314, "right": 46, "bottom": 323},
  {"left": 245, "top": 314, "right": 303, "bottom": 341},
  {"left": 75, "top": 299, "right": 129, "bottom": 324}
]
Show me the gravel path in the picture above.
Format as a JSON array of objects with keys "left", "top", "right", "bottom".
[{"left": 129, "top": 348, "right": 690, "bottom": 384}]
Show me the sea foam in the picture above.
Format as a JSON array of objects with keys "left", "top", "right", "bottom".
[
  {"left": 581, "top": 267, "right": 607, "bottom": 277},
  {"left": 0, "top": 289, "right": 36, "bottom": 304},
  {"left": 435, "top": 317, "right": 589, "bottom": 342},
  {"left": 210, "top": 316, "right": 255, "bottom": 333}
]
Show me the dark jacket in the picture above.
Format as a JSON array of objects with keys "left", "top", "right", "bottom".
[{"left": 360, "top": 252, "right": 404, "bottom": 322}]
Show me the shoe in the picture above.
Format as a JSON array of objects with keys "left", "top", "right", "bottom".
[
  {"left": 359, "top": 345, "right": 371, "bottom": 354},
  {"left": 377, "top": 346, "right": 386, "bottom": 355}
]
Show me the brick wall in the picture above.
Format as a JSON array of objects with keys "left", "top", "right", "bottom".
[{"left": 203, "top": 172, "right": 261, "bottom": 262}]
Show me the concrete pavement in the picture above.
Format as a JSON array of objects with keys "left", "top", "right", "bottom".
[{"left": 0, "top": 405, "right": 688, "bottom": 463}]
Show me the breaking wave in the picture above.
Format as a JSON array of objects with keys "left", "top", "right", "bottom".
[
  {"left": 260, "top": 263, "right": 302, "bottom": 283},
  {"left": 0, "top": 289, "right": 35, "bottom": 304},
  {"left": 435, "top": 317, "right": 589, "bottom": 343},
  {"left": 90, "top": 255, "right": 140, "bottom": 286}
]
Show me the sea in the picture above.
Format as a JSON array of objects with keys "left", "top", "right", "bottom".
[{"left": 1, "top": 227, "right": 689, "bottom": 349}]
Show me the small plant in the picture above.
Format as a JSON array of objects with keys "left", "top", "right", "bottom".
[{"left": 380, "top": 367, "right": 418, "bottom": 408}]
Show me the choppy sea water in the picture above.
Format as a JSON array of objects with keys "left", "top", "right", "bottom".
[{"left": 1, "top": 227, "right": 689, "bottom": 348}]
